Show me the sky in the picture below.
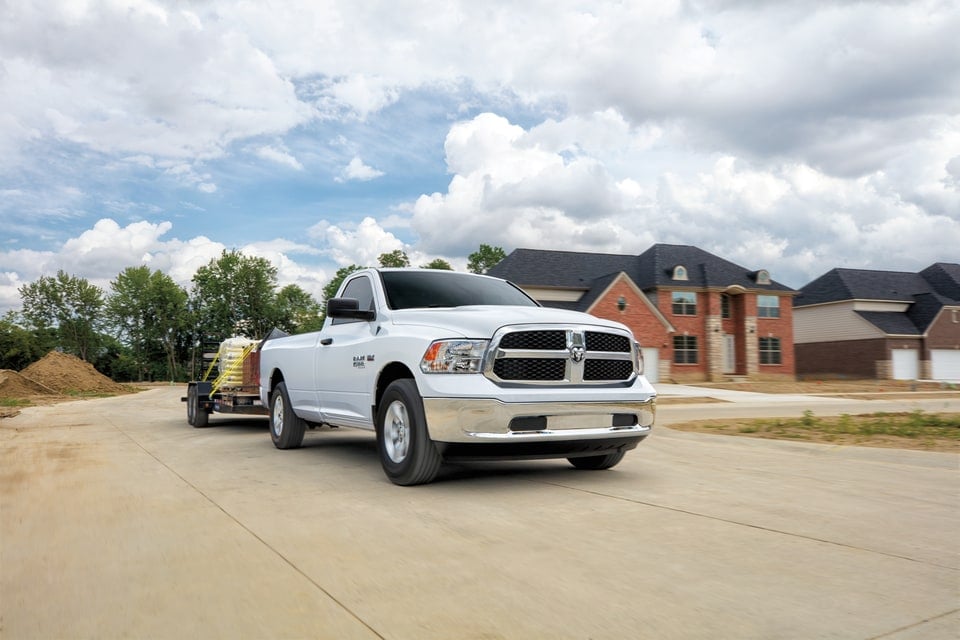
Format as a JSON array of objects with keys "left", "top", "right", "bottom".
[{"left": 1, "top": 0, "right": 958, "bottom": 314}]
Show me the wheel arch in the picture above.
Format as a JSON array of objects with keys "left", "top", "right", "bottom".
[{"left": 374, "top": 362, "right": 416, "bottom": 421}]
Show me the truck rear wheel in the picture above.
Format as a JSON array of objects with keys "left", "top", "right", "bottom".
[
  {"left": 187, "top": 384, "right": 209, "bottom": 428},
  {"left": 376, "top": 379, "right": 441, "bottom": 486},
  {"left": 270, "top": 381, "right": 306, "bottom": 449},
  {"left": 567, "top": 450, "right": 626, "bottom": 470}
]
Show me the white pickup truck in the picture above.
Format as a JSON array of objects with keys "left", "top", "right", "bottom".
[{"left": 259, "top": 268, "right": 656, "bottom": 485}]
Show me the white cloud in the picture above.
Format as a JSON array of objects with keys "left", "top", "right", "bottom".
[
  {"left": 0, "top": 219, "right": 334, "bottom": 313},
  {"left": 254, "top": 144, "right": 304, "bottom": 171},
  {"left": 309, "top": 216, "right": 404, "bottom": 266},
  {"left": 408, "top": 112, "right": 960, "bottom": 287},
  {"left": 335, "top": 156, "right": 384, "bottom": 182}
]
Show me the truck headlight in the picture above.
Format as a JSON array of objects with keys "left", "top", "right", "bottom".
[
  {"left": 420, "top": 340, "right": 488, "bottom": 373},
  {"left": 635, "top": 341, "right": 645, "bottom": 376}
]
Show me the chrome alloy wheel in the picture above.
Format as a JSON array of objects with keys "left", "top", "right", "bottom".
[
  {"left": 384, "top": 400, "right": 410, "bottom": 463},
  {"left": 272, "top": 394, "right": 284, "bottom": 437}
]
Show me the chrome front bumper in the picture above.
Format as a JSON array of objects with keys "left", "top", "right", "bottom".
[{"left": 422, "top": 396, "right": 655, "bottom": 444}]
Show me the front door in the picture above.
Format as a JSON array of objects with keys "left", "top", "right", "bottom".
[{"left": 723, "top": 334, "right": 736, "bottom": 373}]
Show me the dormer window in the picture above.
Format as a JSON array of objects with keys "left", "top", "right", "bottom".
[
  {"left": 755, "top": 269, "right": 770, "bottom": 285},
  {"left": 672, "top": 265, "right": 688, "bottom": 281}
]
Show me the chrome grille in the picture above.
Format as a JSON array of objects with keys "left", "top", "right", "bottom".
[{"left": 486, "top": 326, "right": 637, "bottom": 386}]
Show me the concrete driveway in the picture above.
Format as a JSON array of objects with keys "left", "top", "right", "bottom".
[{"left": 1, "top": 386, "right": 958, "bottom": 639}]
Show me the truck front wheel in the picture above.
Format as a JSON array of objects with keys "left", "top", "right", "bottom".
[
  {"left": 270, "top": 381, "right": 306, "bottom": 449},
  {"left": 376, "top": 379, "right": 441, "bottom": 486}
]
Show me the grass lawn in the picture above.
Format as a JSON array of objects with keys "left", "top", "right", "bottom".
[{"left": 668, "top": 410, "right": 960, "bottom": 452}]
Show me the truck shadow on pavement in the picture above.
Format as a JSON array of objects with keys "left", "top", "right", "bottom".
[{"left": 288, "top": 429, "right": 635, "bottom": 485}]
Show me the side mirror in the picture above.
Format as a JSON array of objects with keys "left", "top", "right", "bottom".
[{"left": 327, "top": 298, "right": 376, "bottom": 321}]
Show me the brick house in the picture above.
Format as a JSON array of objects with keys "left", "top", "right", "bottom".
[
  {"left": 794, "top": 263, "right": 960, "bottom": 381},
  {"left": 488, "top": 244, "right": 796, "bottom": 382}
]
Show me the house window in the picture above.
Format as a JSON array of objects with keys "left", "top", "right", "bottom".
[
  {"left": 759, "top": 337, "right": 781, "bottom": 365},
  {"left": 721, "top": 294, "right": 731, "bottom": 319},
  {"left": 674, "top": 336, "right": 698, "bottom": 364},
  {"left": 672, "top": 291, "right": 697, "bottom": 315},
  {"left": 756, "top": 269, "right": 771, "bottom": 285},
  {"left": 672, "top": 265, "right": 688, "bottom": 281},
  {"left": 757, "top": 295, "right": 780, "bottom": 318}
]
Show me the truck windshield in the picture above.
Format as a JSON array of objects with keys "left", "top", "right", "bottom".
[{"left": 380, "top": 271, "right": 539, "bottom": 310}]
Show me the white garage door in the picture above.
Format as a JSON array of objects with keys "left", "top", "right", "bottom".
[
  {"left": 641, "top": 347, "right": 659, "bottom": 383},
  {"left": 930, "top": 350, "right": 960, "bottom": 381},
  {"left": 891, "top": 349, "right": 919, "bottom": 380}
]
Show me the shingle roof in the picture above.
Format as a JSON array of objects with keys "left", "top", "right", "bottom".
[
  {"left": 795, "top": 268, "right": 934, "bottom": 307},
  {"left": 796, "top": 264, "right": 960, "bottom": 307},
  {"left": 798, "top": 263, "right": 960, "bottom": 335},
  {"left": 487, "top": 249, "right": 634, "bottom": 288},
  {"left": 920, "top": 263, "right": 960, "bottom": 300},
  {"left": 854, "top": 311, "right": 922, "bottom": 335},
  {"left": 488, "top": 244, "right": 794, "bottom": 293}
]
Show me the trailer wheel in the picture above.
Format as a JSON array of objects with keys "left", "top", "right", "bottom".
[
  {"left": 376, "top": 379, "right": 441, "bottom": 486},
  {"left": 187, "top": 384, "right": 208, "bottom": 428},
  {"left": 270, "top": 381, "right": 305, "bottom": 449},
  {"left": 567, "top": 450, "right": 626, "bottom": 470}
]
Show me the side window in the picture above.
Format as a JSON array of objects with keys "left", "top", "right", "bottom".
[
  {"left": 333, "top": 276, "right": 375, "bottom": 325},
  {"left": 757, "top": 295, "right": 780, "bottom": 318},
  {"left": 672, "top": 291, "right": 697, "bottom": 316}
]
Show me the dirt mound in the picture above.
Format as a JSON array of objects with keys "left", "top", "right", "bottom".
[
  {"left": 20, "top": 351, "right": 128, "bottom": 394},
  {"left": 0, "top": 370, "right": 57, "bottom": 397}
]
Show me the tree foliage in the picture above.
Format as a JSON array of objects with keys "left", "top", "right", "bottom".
[
  {"left": 107, "top": 266, "right": 190, "bottom": 381},
  {"left": 18, "top": 270, "right": 105, "bottom": 361},
  {"left": 422, "top": 258, "right": 453, "bottom": 270},
  {"left": 274, "top": 284, "right": 323, "bottom": 333},
  {"left": 467, "top": 244, "right": 507, "bottom": 274},
  {"left": 190, "top": 250, "right": 279, "bottom": 341},
  {"left": 378, "top": 250, "right": 410, "bottom": 268},
  {"left": 0, "top": 312, "right": 54, "bottom": 371}
]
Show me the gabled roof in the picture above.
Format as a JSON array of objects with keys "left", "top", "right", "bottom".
[
  {"left": 796, "top": 264, "right": 960, "bottom": 308},
  {"left": 797, "top": 263, "right": 960, "bottom": 335},
  {"left": 487, "top": 249, "right": 634, "bottom": 288},
  {"left": 488, "top": 244, "right": 794, "bottom": 293},
  {"left": 795, "top": 268, "right": 933, "bottom": 307},
  {"left": 920, "top": 263, "right": 960, "bottom": 300},
  {"left": 632, "top": 244, "right": 792, "bottom": 291}
]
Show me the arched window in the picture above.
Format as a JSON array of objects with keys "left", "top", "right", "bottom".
[
  {"left": 755, "top": 269, "right": 771, "bottom": 285},
  {"left": 673, "top": 265, "right": 688, "bottom": 281}
]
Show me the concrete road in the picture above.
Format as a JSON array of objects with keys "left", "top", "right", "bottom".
[{"left": 1, "top": 387, "right": 958, "bottom": 639}]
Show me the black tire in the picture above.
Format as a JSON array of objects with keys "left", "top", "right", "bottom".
[
  {"left": 567, "top": 450, "right": 626, "bottom": 470},
  {"left": 376, "top": 379, "right": 441, "bottom": 486},
  {"left": 187, "top": 384, "right": 209, "bottom": 428},
  {"left": 270, "top": 381, "right": 306, "bottom": 449}
]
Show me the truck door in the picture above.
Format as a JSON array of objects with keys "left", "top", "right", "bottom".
[{"left": 317, "top": 274, "right": 381, "bottom": 428}]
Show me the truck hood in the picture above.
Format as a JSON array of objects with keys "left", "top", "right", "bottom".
[{"left": 388, "top": 306, "right": 630, "bottom": 338}]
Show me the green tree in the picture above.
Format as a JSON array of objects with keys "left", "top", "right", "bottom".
[
  {"left": 467, "top": 244, "right": 507, "bottom": 274},
  {"left": 422, "top": 258, "right": 453, "bottom": 270},
  {"left": 18, "top": 270, "right": 105, "bottom": 361},
  {"left": 0, "top": 311, "right": 53, "bottom": 371},
  {"left": 190, "top": 250, "right": 279, "bottom": 341},
  {"left": 274, "top": 284, "right": 323, "bottom": 333},
  {"left": 108, "top": 266, "right": 189, "bottom": 382},
  {"left": 378, "top": 250, "right": 410, "bottom": 268}
]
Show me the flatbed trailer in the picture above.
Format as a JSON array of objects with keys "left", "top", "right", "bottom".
[{"left": 182, "top": 338, "right": 268, "bottom": 427}]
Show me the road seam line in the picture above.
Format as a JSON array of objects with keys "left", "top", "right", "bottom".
[{"left": 540, "top": 481, "right": 959, "bottom": 572}]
